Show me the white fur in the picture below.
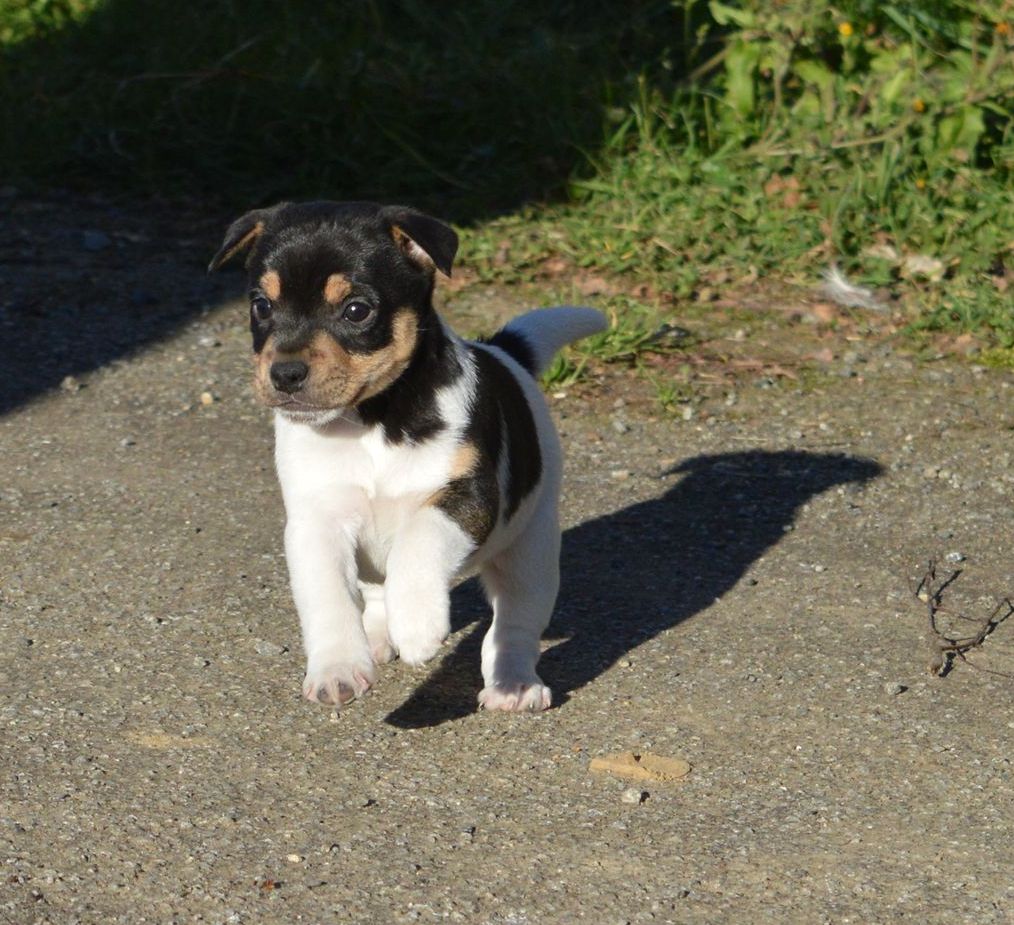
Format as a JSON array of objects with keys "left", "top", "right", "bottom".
[{"left": 274, "top": 307, "right": 605, "bottom": 711}]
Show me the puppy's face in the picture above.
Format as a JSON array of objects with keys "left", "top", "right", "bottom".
[{"left": 209, "top": 201, "right": 457, "bottom": 424}]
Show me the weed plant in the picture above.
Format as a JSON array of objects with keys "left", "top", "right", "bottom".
[{"left": 3, "top": 0, "right": 1011, "bottom": 350}]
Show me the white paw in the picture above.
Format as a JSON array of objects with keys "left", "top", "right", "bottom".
[
  {"left": 388, "top": 602, "right": 450, "bottom": 667},
  {"left": 478, "top": 681, "right": 552, "bottom": 713},
  {"left": 391, "top": 624, "right": 448, "bottom": 667},
  {"left": 368, "top": 634, "right": 396, "bottom": 665},
  {"left": 302, "top": 658, "right": 376, "bottom": 706}
]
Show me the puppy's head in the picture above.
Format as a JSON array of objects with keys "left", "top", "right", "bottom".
[{"left": 209, "top": 201, "right": 457, "bottom": 425}]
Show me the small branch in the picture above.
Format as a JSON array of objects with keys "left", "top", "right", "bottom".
[{"left": 914, "top": 560, "right": 1013, "bottom": 677}]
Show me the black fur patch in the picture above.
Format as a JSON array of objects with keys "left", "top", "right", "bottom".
[
  {"left": 454, "top": 346, "right": 542, "bottom": 526},
  {"left": 356, "top": 321, "right": 463, "bottom": 444},
  {"left": 434, "top": 473, "right": 498, "bottom": 546},
  {"left": 483, "top": 328, "right": 536, "bottom": 376}
]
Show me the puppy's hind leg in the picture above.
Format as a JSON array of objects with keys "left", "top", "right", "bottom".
[{"left": 478, "top": 500, "right": 560, "bottom": 713}]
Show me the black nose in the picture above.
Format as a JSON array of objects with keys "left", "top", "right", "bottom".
[{"left": 270, "top": 360, "right": 309, "bottom": 393}]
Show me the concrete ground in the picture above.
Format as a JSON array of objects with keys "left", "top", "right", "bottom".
[{"left": 2, "top": 195, "right": 1012, "bottom": 924}]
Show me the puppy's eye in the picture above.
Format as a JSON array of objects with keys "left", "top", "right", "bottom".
[
  {"left": 251, "top": 296, "right": 273, "bottom": 322},
  {"left": 343, "top": 301, "right": 373, "bottom": 323}
]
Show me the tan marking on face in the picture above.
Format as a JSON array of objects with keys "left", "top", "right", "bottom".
[
  {"left": 260, "top": 270, "right": 281, "bottom": 300},
  {"left": 251, "top": 333, "right": 279, "bottom": 405},
  {"left": 323, "top": 273, "right": 352, "bottom": 304},
  {"left": 251, "top": 310, "right": 420, "bottom": 410},
  {"left": 343, "top": 310, "right": 419, "bottom": 403}
]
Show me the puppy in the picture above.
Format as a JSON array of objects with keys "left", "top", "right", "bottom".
[{"left": 210, "top": 201, "right": 605, "bottom": 711}]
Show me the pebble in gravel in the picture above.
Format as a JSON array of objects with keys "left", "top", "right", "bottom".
[
  {"left": 254, "top": 640, "right": 285, "bottom": 656},
  {"left": 621, "top": 788, "right": 648, "bottom": 804}
]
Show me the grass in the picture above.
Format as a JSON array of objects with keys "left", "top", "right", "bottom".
[{"left": 3, "top": 0, "right": 1013, "bottom": 375}]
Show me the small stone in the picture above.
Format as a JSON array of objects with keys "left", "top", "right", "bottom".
[
  {"left": 621, "top": 788, "right": 648, "bottom": 804},
  {"left": 618, "top": 659, "right": 632, "bottom": 668},
  {"left": 286, "top": 854, "right": 303, "bottom": 864},
  {"left": 60, "top": 375, "right": 81, "bottom": 393},
  {"left": 119, "top": 437, "right": 136, "bottom": 448},
  {"left": 610, "top": 469, "right": 630, "bottom": 481},
  {"left": 197, "top": 335, "right": 221, "bottom": 348},
  {"left": 82, "top": 230, "right": 112, "bottom": 251},
  {"left": 611, "top": 419, "right": 630, "bottom": 435},
  {"left": 944, "top": 551, "right": 965, "bottom": 563},
  {"left": 922, "top": 466, "right": 940, "bottom": 479},
  {"left": 681, "top": 406, "right": 695, "bottom": 421},
  {"left": 552, "top": 391, "right": 567, "bottom": 400},
  {"left": 731, "top": 328, "right": 746, "bottom": 342},
  {"left": 254, "top": 640, "right": 285, "bottom": 656},
  {"left": 884, "top": 682, "right": 907, "bottom": 695},
  {"left": 200, "top": 391, "right": 215, "bottom": 406},
  {"left": 813, "top": 564, "right": 826, "bottom": 573}
]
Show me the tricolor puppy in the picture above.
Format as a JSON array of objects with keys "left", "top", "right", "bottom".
[{"left": 210, "top": 201, "right": 605, "bottom": 711}]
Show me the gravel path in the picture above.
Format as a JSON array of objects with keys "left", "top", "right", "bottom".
[{"left": 2, "top": 197, "right": 1012, "bottom": 924}]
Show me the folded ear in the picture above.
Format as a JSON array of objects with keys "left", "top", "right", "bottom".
[
  {"left": 208, "top": 207, "right": 278, "bottom": 272},
  {"left": 384, "top": 207, "right": 458, "bottom": 277}
]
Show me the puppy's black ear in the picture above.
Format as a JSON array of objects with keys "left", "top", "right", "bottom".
[
  {"left": 208, "top": 207, "right": 277, "bottom": 272},
  {"left": 384, "top": 207, "right": 458, "bottom": 277}
]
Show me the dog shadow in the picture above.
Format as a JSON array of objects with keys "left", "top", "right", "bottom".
[{"left": 385, "top": 448, "right": 882, "bottom": 727}]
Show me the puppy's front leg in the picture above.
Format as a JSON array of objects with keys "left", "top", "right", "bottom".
[
  {"left": 285, "top": 514, "right": 375, "bottom": 705},
  {"left": 386, "top": 507, "right": 475, "bottom": 666}
]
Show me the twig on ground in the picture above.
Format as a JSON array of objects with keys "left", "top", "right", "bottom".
[{"left": 914, "top": 560, "right": 1013, "bottom": 678}]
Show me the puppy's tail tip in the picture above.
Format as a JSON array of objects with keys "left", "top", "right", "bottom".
[{"left": 484, "top": 306, "right": 608, "bottom": 376}]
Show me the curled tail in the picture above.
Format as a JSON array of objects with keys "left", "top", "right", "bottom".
[{"left": 483, "top": 306, "right": 608, "bottom": 376}]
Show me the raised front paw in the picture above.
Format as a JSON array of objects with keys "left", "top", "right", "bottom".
[
  {"left": 302, "top": 658, "right": 376, "bottom": 706},
  {"left": 478, "top": 680, "right": 552, "bottom": 713},
  {"left": 390, "top": 621, "right": 449, "bottom": 667}
]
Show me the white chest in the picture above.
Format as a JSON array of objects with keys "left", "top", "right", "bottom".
[{"left": 273, "top": 413, "right": 461, "bottom": 572}]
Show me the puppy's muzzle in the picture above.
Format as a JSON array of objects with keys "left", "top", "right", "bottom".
[{"left": 270, "top": 360, "right": 310, "bottom": 393}]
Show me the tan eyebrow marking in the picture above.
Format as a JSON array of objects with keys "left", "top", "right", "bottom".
[
  {"left": 323, "top": 273, "right": 352, "bottom": 304},
  {"left": 260, "top": 270, "right": 281, "bottom": 301}
]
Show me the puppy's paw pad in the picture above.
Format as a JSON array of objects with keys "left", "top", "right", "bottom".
[
  {"left": 302, "top": 662, "right": 375, "bottom": 706},
  {"left": 478, "top": 682, "right": 552, "bottom": 713}
]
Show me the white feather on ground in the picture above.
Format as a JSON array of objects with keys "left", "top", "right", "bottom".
[{"left": 820, "top": 266, "right": 887, "bottom": 311}]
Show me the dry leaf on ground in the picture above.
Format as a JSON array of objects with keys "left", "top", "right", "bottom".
[{"left": 589, "top": 751, "right": 691, "bottom": 782}]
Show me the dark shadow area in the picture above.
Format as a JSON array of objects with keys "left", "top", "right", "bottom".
[
  {"left": 0, "top": 198, "right": 233, "bottom": 415},
  {"left": 386, "top": 450, "right": 883, "bottom": 727},
  {"left": 3, "top": 1, "right": 703, "bottom": 219},
  {"left": 2, "top": 1, "right": 714, "bottom": 412}
]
